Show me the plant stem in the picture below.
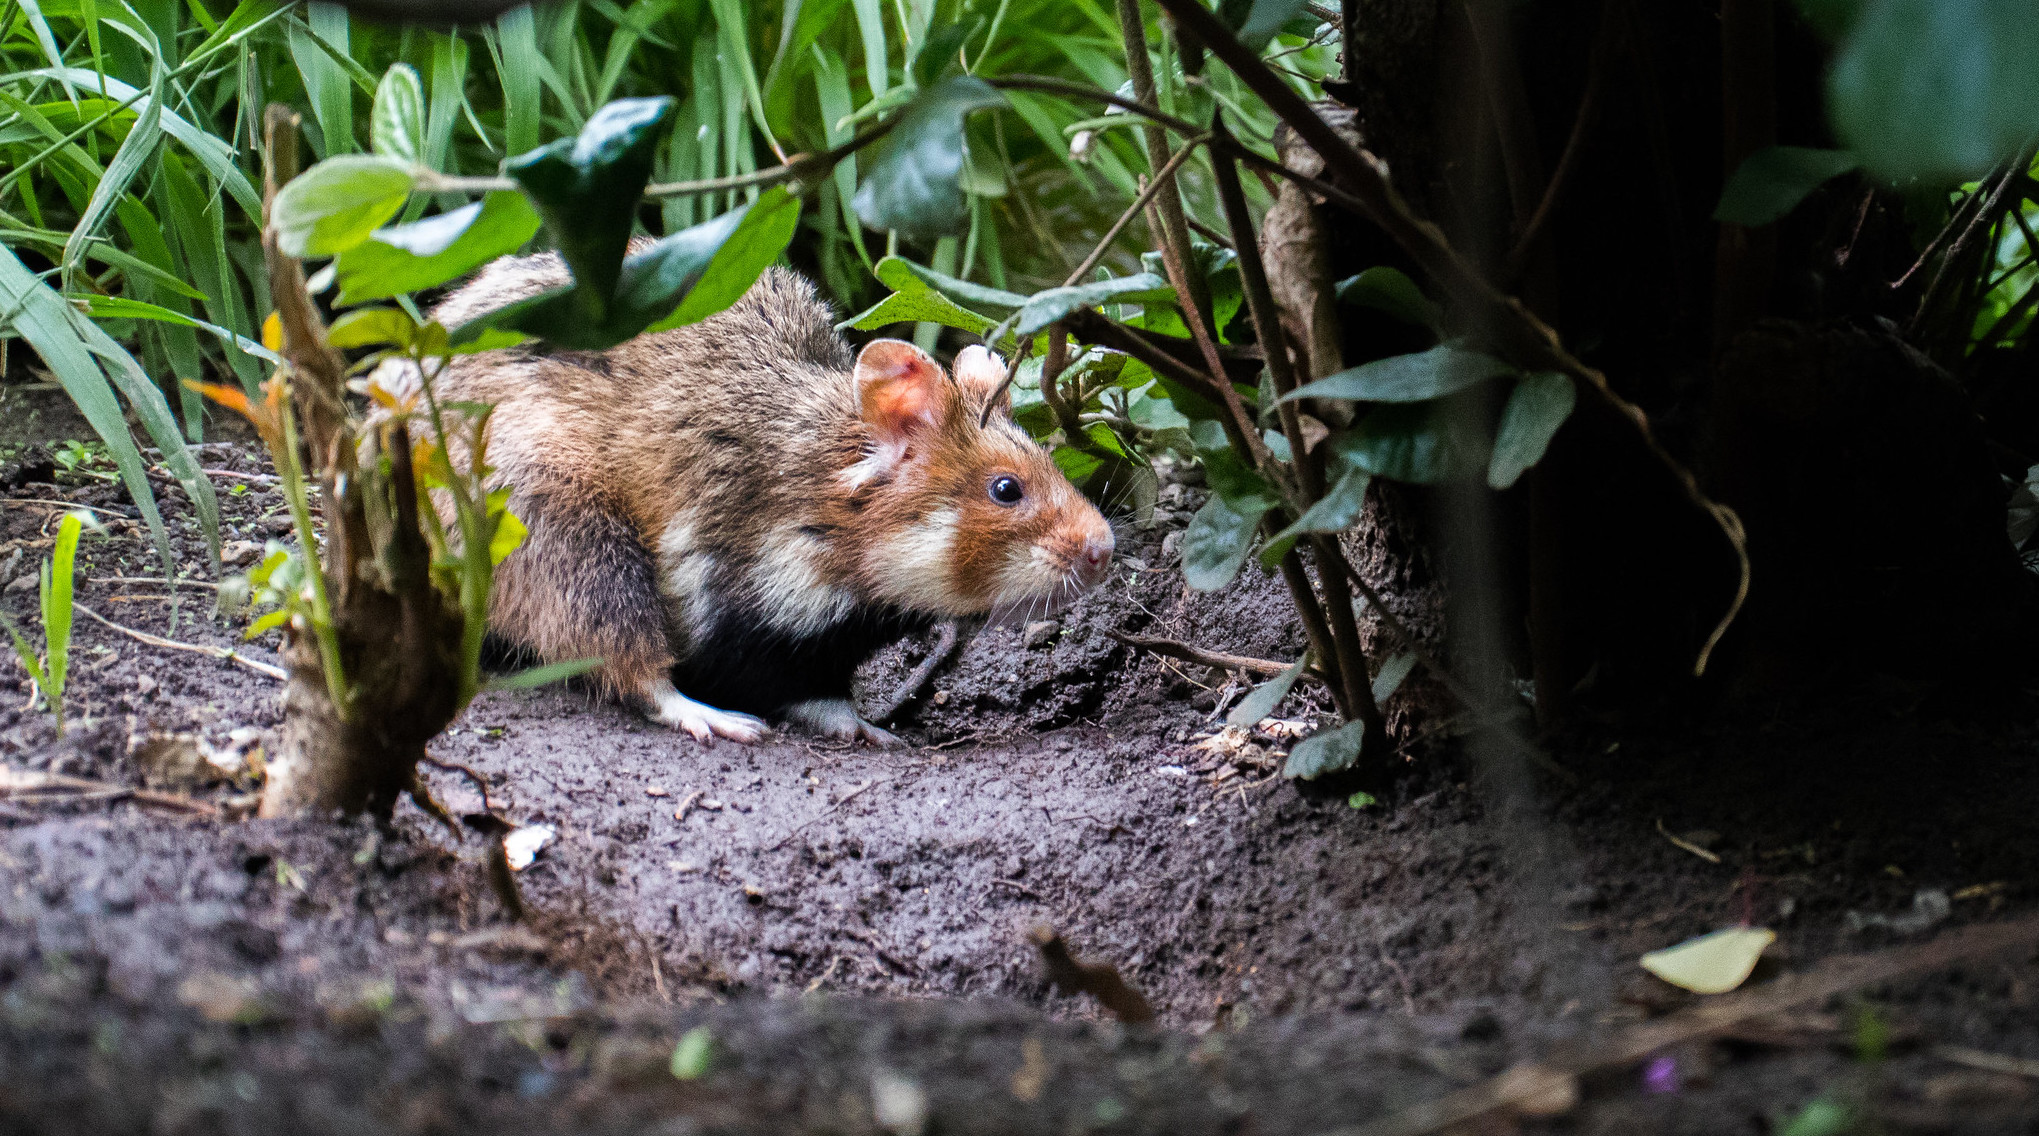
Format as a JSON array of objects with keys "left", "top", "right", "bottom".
[{"left": 275, "top": 387, "right": 350, "bottom": 719}]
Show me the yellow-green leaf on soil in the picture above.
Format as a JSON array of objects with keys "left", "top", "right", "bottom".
[{"left": 1640, "top": 926, "right": 1776, "bottom": 994}]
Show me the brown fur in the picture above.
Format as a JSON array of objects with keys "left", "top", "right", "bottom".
[{"left": 372, "top": 257, "right": 1112, "bottom": 725}]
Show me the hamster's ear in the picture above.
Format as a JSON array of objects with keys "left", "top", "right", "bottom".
[
  {"left": 953, "top": 344, "right": 1011, "bottom": 416},
  {"left": 854, "top": 339, "right": 948, "bottom": 444}
]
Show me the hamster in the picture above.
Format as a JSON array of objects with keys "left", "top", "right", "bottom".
[{"left": 371, "top": 257, "right": 1115, "bottom": 745}]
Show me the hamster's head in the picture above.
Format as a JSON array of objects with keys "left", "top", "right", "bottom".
[{"left": 840, "top": 339, "right": 1114, "bottom": 622}]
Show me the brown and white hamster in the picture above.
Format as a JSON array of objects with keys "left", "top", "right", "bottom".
[{"left": 372, "top": 258, "right": 1114, "bottom": 744}]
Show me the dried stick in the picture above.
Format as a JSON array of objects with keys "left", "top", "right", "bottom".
[
  {"left": 875, "top": 620, "right": 971, "bottom": 725},
  {"left": 762, "top": 777, "right": 894, "bottom": 852},
  {"left": 1322, "top": 914, "right": 2039, "bottom": 1136},
  {"left": 1107, "top": 630, "right": 1295, "bottom": 677},
  {"left": 74, "top": 602, "right": 286, "bottom": 681}
]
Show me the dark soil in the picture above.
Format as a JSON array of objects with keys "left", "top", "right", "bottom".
[{"left": 0, "top": 386, "right": 2036, "bottom": 1134}]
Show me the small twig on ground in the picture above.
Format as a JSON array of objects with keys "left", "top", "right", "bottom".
[
  {"left": 1933, "top": 1044, "right": 2039, "bottom": 1080},
  {"left": 1030, "top": 925, "right": 1155, "bottom": 1024},
  {"left": 1, "top": 499, "right": 133, "bottom": 519},
  {"left": 1108, "top": 631, "right": 1293, "bottom": 678},
  {"left": 419, "top": 754, "right": 501, "bottom": 819},
  {"left": 1656, "top": 817, "right": 1723, "bottom": 864},
  {"left": 991, "top": 877, "right": 1044, "bottom": 900},
  {"left": 1322, "top": 914, "right": 2039, "bottom": 1136},
  {"left": 670, "top": 788, "right": 705, "bottom": 824},
  {"left": 89, "top": 576, "right": 219, "bottom": 589},
  {"left": 876, "top": 620, "right": 972, "bottom": 725},
  {"left": 0, "top": 767, "right": 218, "bottom": 817},
  {"left": 763, "top": 776, "right": 893, "bottom": 852},
  {"left": 73, "top": 603, "right": 286, "bottom": 680},
  {"left": 1376, "top": 932, "right": 1418, "bottom": 1016}
]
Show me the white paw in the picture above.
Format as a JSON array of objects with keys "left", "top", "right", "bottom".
[
  {"left": 646, "top": 681, "right": 767, "bottom": 743},
  {"left": 782, "top": 699, "right": 900, "bottom": 747}
]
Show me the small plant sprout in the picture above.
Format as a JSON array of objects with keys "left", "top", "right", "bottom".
[{"left": 1, "top": 510, "right": 96, "bottom": 734}]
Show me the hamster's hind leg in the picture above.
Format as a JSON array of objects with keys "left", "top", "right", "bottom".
[{"left": 489, "top": 484, "right": 766, "bottom": 743}]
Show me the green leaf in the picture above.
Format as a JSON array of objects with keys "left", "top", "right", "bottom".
[
  {"left": 271, "top": 155, "right": 417, "bottom": 258},
  {"left": 669, "top": 1025, "right": 714, "bottom": 1080},
  {"left": 1347, "top": 791, "right": 1378, "bottom": 809},
  {"left": 1828, "top": 0, "right": 2039, "bottom": 182},
  {"left": 326, "top": 307, "right": 418, "bottom": 351},
  {"left": 762, "top": 0, "right": 854, "bottom": 139},
  {"left": 370, "top": 63, "right": 426, "bottom": 165},
  {"left": 1640, "top": 927, "right": 1776, "bottom": 994},
  {"left": 1284, "top": 343, "right": 1515, "bottom": 404},
  {"left": 1486, "top": 371, "right": 1576, "bottom": 489},
  {"left": 1227, "top": 654, "right": 1308, "bottom": 727},
  {"left": 1331, "top": 397, "right": 1493, "bottom": 485},
  {"left": 506, "top": 96, "right": 677, "bottom": 321},
  {"left": 1283, "top": 720, "right": 1366, "bottom": 779},
  {"left": 840, "top": 263, "right": 1001, "bottom": 336},
  {"left": 1232, "top": 0, "right": 1313, "bottom": 52},
  {"left": 60, "top": 54, "right": 163, "bottom": 289},
  {"left": 483, "top": 656, "right": 605, "bottom": 692},
  {"left": 287, "top": 4, "right": 353, "bottom": 159},
  {"left": 875, "top": 255, "right": 1026, "bottom": 312},
  {"left": 852, "top": 75, "right": 1009, "bottom": 241},
  {"left": 1793, "top": 0, "right": 1864, "bottom": 39},
  {"left": 245, "top": 609, "right": 290, "bottom": 639},
  {"left": 1015, "top": 273, "right": 1171, "bottom": 337},
  {"left": 489, "top": 508, "right": 528, "bottom": 566},
  {"left": 334, "top": 192, "right": 543, "bottom": 305},
  {"left": 1183, "top": 492, "right": 1272, "bottom": 591},
  {"left": 1258, "top": 463, "right": 1370, "bottom": 570},
  {"left": 1370, "top": 652, "right": 1416, "bottom": 705},
  {"left": 1334, "top": 266, "right": 1439, "bottom": 330},
  {"left": 1714, "top": 146, "right": 1860, "bottom": 226},
  {"left": 0, "top": 614, "right": 48, "bottom": 691},
  {"left": 651, "top": 185, "right": 803, "bottom": 330}
]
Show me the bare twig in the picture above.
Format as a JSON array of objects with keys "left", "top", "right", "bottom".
[
  {"left": 1505, "top": 0, "right": 1616, "bottom": 279},
  {"left": 419, "top": 754, "right": 501, "bottom": 819},
  {"left": 0, "top": 767, "right": 218, "bottom": 817},
  {"left": 1029, "top": 924, "right": 1155, "bottom": 1024},
  {"left": 763, "top": 777, "right": 894, "bottom": 852},
  {"left": 1656, "top": 817, "right": 1723, "bottom": 864},
  {"left": 73, "top": 602, "right": 286, "bottom": 680},
  {"left": 1322, "top": 915, "right": 2039, "bottom": 1136},
  {"left": 1107, "top": 630, "right": 1295, "bottom": 677},
  {"left": 1934, "top": 1044, "right": 2039, "bottom": 1080},
  {"left": 1065, "top": 137, "right": 1210, "bottom": 287},
  {"left": 876, "top": 620, "right": 972, "bottom": 725}
]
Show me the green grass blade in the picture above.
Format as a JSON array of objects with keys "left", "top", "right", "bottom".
[
  {"left": 156, "top": 149, "right": 261, "bottom": 391},
  {"left": 15, "top": 0, "right": 79, "bottom": 104},
  {"left": 21, "top": 67, "right": 260, "bottom": 214},
  {"left": 851, "top": 0, "right": 888, "bottom": 96},
  {"left": 0, "top": 614, "right": 49, "bottom": 693},
  {"left": 74, "top": 308, "right": 221, "bottom": 563},
  {"left": 811, "top": 45, "right": 871, "bottom": 266},
  {"left": 424, "top": 31, "right": 468, "bottom": 172},
  {"left": 706, "top": 0, "right": 778, "bottom": 152},
  {"left": 0, "top": 243, "right": 177, "bottom": 575},
  {"left": 493, "top": 7, "right": 543, "bottom": 155},
  {"left": 44, "top": 511, "right": 78, "bottom": 704},
  {"left": 61, "top": 54, "right": 164, "bottom": 290},
  {"left": 287, "top": 2, "right": 353, "bottom": 157}
]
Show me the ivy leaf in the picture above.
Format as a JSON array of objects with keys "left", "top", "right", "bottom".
[
  {"left": 1258, "top": 463, "right": 1370, "bottom": 570},
  {"left": 649, "top": 186, "right": 804, "bottom": 330},
  {"left": 504, "top": 96, "right": 676, "bottom": 325},
  {"left": 841, "top": 268, "right": 999, "bottom": 337},
  {"left": 1183, "top": 492, "right": 1272, "bottom": 591},
  {"left": 1828, "top": 0, "right": 2039, "bottom": 182},
  {"left": 1285, "top": 343, "right": 1515, "bottom": 404},
  {"left": 1335, "top": 266, "right": 1440, "bottom": 330},
  {"left": 852, "top": 76, "right": 1008, "bottom": 241},
  {"left": 1016, "top": 273, "right": 1172, "bottom": 337},
  {"left": 1230, "top": 0, "right": 1314, "bottom": 51},
  {"left": 334, "top": 191, "right": 543, "bottom": 305},
  {"left": 270, "top": 155, "right": 416, "bottom": 258},
  {"left": 1227, "top": 654, "right": 1308, "bottom": 727},
  {"left": 1714, "top": 147, "right": 1860, "bottom": 226},
  {"left": 1331, "top": 396, "right": 1493, "bottom": 484},
  {"left": 370, "top": 63, "right": 426, "bottom": 165},
  {"left": 1283, "top": 720, "right": 1366, "bottom": 779},
  {"left": 1487, "top": 371, "right": 1577, "bottom": 489},
  {"left": 1138, "top": 243, "right": 1242, "bottom": 341}
]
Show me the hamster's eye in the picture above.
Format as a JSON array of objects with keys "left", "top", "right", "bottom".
[{"left": 987, "top": 474, "right": 1024, "bottom": 506}]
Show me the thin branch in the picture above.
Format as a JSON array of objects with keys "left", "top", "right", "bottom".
[
  {"left": 1064, "top": 135, "right": 1211, "bottom": 287},
  {"left": 1107, "top": 630, "right": 1295, "bottom": 677},
  {"left": 987, "top": 75, "right": 1204, "bottom": 138},
  {"left": 74, "top": 602, "right": 286, "bottom": 681},
  {"left": 1505, "top": 0, "right": 1616, "bottom": 278}
]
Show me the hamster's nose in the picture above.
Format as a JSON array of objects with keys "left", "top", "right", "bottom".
[{"left": 1077, "top": 530, "right": 1114, "bottom": 585}]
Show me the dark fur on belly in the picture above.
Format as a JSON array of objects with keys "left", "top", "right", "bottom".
[{"left": 673, "top": 604, "right": 931, "bottom": 716}]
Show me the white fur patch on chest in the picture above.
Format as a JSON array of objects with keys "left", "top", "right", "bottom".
[
  {"left": 751, "top": 524, "right": 857, "bottom": 637},
  {"left": 656, "top": 518, "right": 719, "bottom": 637}
]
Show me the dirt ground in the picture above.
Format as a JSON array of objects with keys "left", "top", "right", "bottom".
[{"left": 1, "top": 386, "right": 2037, "bottom": 1134}]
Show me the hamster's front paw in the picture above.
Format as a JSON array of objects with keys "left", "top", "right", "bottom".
[
  {"left": 782, "top": 699, "right": 900, "bottom": 748},
  {"left": 646, "top": 681, "right": 768, "bottom": 743}
]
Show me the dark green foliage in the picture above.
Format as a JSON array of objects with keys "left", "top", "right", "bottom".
[{"left": 851, "top": 76, "right": 1008, "bottom": 240}]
